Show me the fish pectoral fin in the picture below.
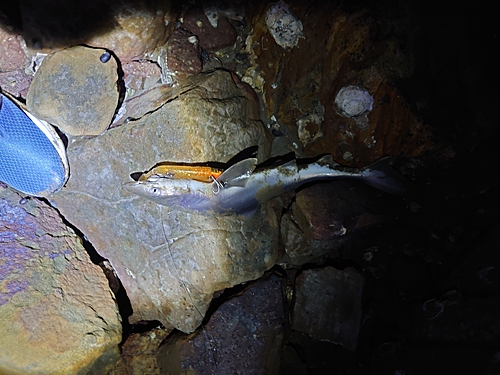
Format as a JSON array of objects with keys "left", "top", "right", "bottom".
[{"left": 217, "top": 158, "right": 258, "bottom": 187}]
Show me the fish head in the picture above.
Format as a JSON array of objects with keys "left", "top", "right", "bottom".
[
  {"left": 124, "top": 175, "right": 196, "bottom": 200},
  {"left": 123, "top": 175, "right": 212, "bottom": 211}
]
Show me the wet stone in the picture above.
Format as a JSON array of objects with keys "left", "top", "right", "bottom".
[
  {"left": 280, "top": 211, "right": 343, "bottom": 266},
  {"left": 0, "top": 186, "right": 122, "bottom": 374},
  {"left": 183, "top": 6, "right": 238, "bottom": 51},
  {"left": 244, "top": 3, "right": 435, "bottom": 164},
  {"left": 265, "top": 1, "right": 304, "bottom": 49},
  {"left": 157, "top": 274, "right": 285, "bottom": 375},
  {"left": 86, "top": 2, "right": 178, "bottom": 63},
  {"left": 165, "top": 28, "right": 202, "bottom": 77},
  {"left": 26, "top": 45, "right": 119, "bottom": 136},
  {"left": 293, "top": 181, "right": 390, "bottom": 241},
  {"left": 292, "top": 267, "right": 364, "bottom": 351}
]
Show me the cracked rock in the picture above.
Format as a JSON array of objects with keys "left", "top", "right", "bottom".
[
  {"left": 50, "top": 69, "right": 275, "bottom": 333},
  {"left": 0, "top": 186, "right": 122, "bottom": 374}
]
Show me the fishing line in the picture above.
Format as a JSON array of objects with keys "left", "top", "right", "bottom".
[{"left": 159, "top": 206, "right": 218, "bottom": 367}]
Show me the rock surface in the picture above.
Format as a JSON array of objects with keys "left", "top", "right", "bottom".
[
  {"left": 0, "top": 27, "right": 27, "bottom": 72},
  {"left": 0, "top": 69, "right": 32, "bottom": 99},
  {"left": 165, "top": 27, "right": 202, "bottom": 77},
  {"left": 26, "top": 45, "right": 119, "bottom": 136},
  {"left": 157, "top": 274, "right": 284, "bottom": 375},
  {"left": 245, "top": 2, "right": 435, "bottom": 164},
  {"left": 292, "top": 267, "right": 364, "bottom": 351},
  {"left": 51, "top": 69, "right": 276, "bottom": 333},
  {"left": 183, "top": 6, "right": 238, "bottom": 52},
  {"left": 280, "top": 181, "right": 392, "bottom": 266},
  {"left": 0, "top": 186, "right": 122, "bottom": 374},
  {"left": 0, "top": 26, "right": 31, "bottom": 98},
  {"left": 111, "top": 326, "right": 171, "bottom": 375},
  {"left": 122, "top": 60, "right": 162, "bottom": 91}
]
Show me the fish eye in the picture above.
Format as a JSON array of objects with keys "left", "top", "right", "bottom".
[{"left": 151, "top": 187, "right": 161, "bottom": 196}]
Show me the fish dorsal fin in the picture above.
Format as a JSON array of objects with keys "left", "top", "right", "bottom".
[{"left": 217, "top": 158, "right": 258, "bottom": 187}]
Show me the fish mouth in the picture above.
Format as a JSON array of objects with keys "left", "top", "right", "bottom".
[{"left": 123, "top": 181, "right": 145, "bottom": 193}]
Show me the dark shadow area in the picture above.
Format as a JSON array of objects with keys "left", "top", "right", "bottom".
[{"left": 0, "top": 0, "right": 168, "bottom": 50}]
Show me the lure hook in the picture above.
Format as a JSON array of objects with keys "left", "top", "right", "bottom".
[{"left": 211, "top": 176, "right": 223, "bottom": 194}]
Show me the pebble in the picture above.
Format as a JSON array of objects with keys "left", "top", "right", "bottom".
[{"left": 26, "top": 46, "right": 119, "bottom": 136}]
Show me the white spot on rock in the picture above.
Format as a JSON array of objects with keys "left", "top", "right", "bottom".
[
  {"left": 265, "top": 1, "right": 304, "bottom": 49},
  {"left": 334, "top": 85, "right": 374, "bottom": 118}
]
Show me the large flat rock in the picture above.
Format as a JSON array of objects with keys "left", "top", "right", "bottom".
[{"left": 52, "top": 70, "right": 278, "bottom": 333}]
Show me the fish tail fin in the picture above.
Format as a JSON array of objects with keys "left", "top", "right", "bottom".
[{"left": 362, "top": 157, "right": 417, "bottom": 198}]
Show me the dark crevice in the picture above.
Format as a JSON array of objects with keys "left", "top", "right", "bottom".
[
  {"left": 43, "top": 199, "right": 133, "bottom": 343},
  {"left": 126, "top": 320, "right": 164, "bottom": 335},
  {"left": 201, "top": 280, "right": 250, "bottom": 326}
]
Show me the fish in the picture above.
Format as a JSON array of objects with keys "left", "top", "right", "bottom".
[{"left": 124, "top": 155, "right": 415, "bottom": 216}]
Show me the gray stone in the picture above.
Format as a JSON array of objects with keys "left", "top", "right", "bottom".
[
  {"left": 51, "top": 70, "right": 275, "bottom": 333},
  {"left": 26, "top": 45, "right": 119, "bottom": 136},
  {"left": 0, "top": 186, "right": 122, "bottom": 374},
  {"left": 292, "top": 267, "right": 364, "bottom": 351}
]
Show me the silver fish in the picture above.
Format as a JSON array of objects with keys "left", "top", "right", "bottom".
[{"left": 124, "top": 155, "right": 413, "bottom": 216}]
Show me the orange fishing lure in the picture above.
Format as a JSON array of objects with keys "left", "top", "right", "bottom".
[{"left": 139, "top": 164, "right": 224, "bottom": 183}]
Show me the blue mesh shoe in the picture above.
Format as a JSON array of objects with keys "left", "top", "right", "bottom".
[{"left": 0, "top": 92, "right": 69, "bottom": 197}]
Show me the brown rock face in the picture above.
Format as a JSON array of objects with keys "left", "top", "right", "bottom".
[
  {"left": 245, "top": 2, "right": 436, "bottom": 164},
  {"left": 26, "top": 46, "right": 119, "bottom": 136},
  {"left": 165, "top": 28, "right": 202, "bottom": 77},
  {"left": 0, "top": 186, "right": 122, "bottom": 374},
  {"left": 110, "top": 326, "right": 171, "bottom": 375},
  {"left": 0, "top": 26, "right": 31, "bottom": 98},
  {"left": 183, "top": 6, "right": 238, "bottom": 51}
]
